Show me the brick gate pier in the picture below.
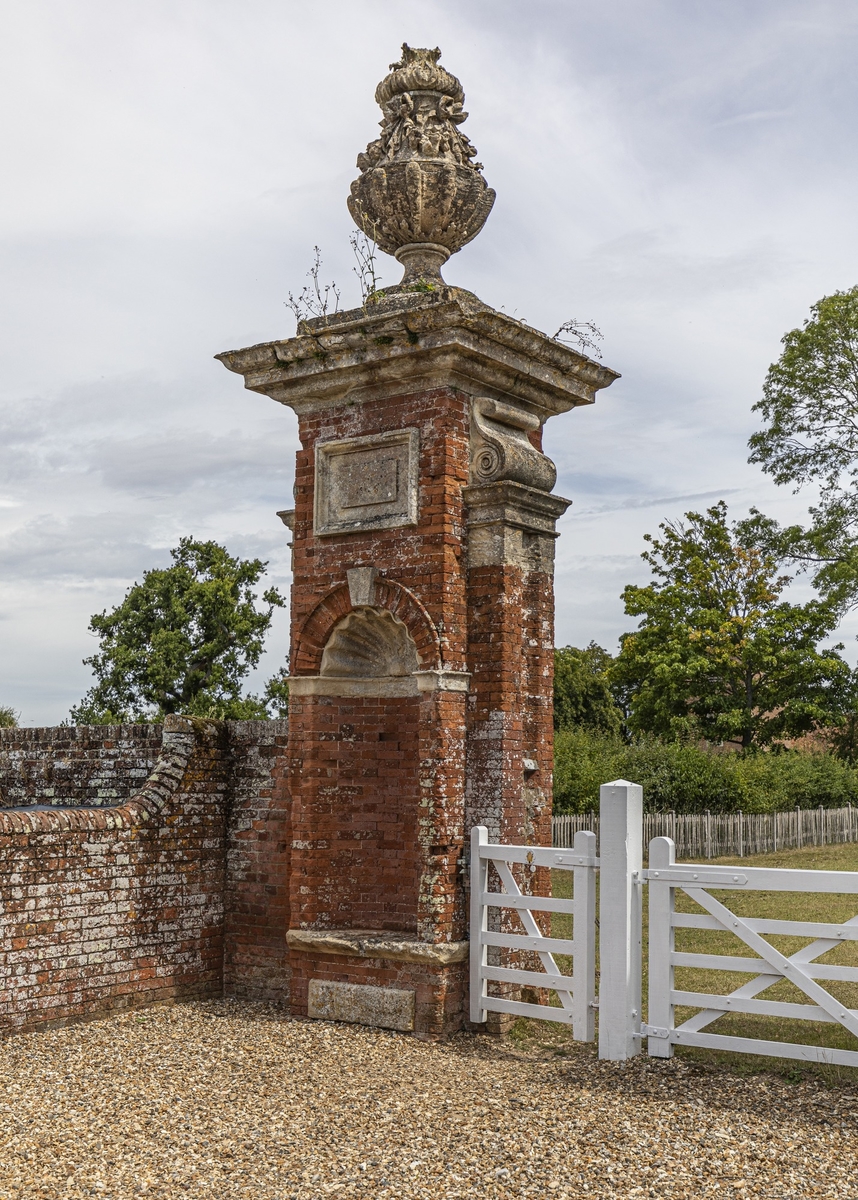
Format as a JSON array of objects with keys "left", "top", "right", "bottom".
[{"left": 218, "top": 44, "right": 618, "bottom": 1035}]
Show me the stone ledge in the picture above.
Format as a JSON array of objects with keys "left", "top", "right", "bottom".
[
  {"left": 287, "top": 676, "right": 419, "bottom": 698},
  {"left": 288, "top": 671, "right": 470, "bottom": 698},
  {"left": 287, "top": 928, "right": 469, "bottom": 965}
]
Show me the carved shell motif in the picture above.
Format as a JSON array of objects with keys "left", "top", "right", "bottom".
[
  {"left": 320, "top": 608, "right": 420, "bottom": 679},
  {"left": 348, "top": 45, "right": 495, "bottom": 259}
]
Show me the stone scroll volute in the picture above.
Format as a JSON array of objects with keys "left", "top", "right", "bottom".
[{"left": 469, "top": 398, "right": 558, "bottom": 492}]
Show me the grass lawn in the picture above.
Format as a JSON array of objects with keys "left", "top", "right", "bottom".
[{"left": 521, "top": 841, "right": 858, "bottom": 1082}]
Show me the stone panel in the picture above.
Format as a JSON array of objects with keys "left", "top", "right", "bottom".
[
  {"left": 308, "top": 979, "right": 416, "bottom": 1031},
  {"left": 314, "top": 428, "right": 419, "bottom": 536}
]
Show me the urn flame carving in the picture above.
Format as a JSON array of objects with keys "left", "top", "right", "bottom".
[{"left": 348, "top": 45, "right": 496, "bottom": 285}]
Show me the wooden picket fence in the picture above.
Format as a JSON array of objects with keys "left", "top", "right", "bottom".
[{"left": 553, "top": 804, "right": 858, "bottom": 858}]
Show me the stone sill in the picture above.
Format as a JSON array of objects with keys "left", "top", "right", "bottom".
[
  {"left": 288, "top": 671, "right": 470, "bottom": 698},
  {"left": 286, "top": 928, "right": 468, "bottom": 965}
]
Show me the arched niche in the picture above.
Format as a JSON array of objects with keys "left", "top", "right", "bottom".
[{"left": 320, "top": 607, "right": 420, "bottom": 679}]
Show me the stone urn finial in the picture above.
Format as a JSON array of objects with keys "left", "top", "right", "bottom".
[{"left": 348, "top": 44, "right": 496, "bottom": 287}]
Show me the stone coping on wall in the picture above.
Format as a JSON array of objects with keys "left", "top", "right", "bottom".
[
  {"left": 286, "top": 928, "right": 469, "bottom": 965},
  {"left": 0, "top": 714, "right": 202, "bottom": 836}
]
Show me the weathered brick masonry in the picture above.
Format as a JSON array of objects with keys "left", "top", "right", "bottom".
[
  {"left": 224, "top": 719, "right": 291, "bottom": 1001},
  {"left": 218, "top": 282, "right": 617, "bottom": 1034},
  {"left": 0, "top": 723, "right": 161, "bottom": 808},
  {"left": 0, "top": 717, "right": 291, "bottom": 1035}
]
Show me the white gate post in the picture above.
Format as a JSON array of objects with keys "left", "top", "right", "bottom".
[
  {"left": 598, "top": 779, "right": 643, "bottom": 1060},
  {"left": 469, "top": 825, "right": 489, "bottom": 1023},
  {"left": 647, "top": 835, "right": 675, "bottom": 1057},
  {"left": 572, "top": 829, "right": 597, "bottom": 1041}
]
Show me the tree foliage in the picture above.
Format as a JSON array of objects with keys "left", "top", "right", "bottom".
[
  {"left": 749, "top": 286, "right": 858, "bottom": 607},
  {"left": 553, "top": 643, "right": 622, "bottom": 734},
  {"left": 612, "top": 502, "right": 850, "bottom": 748},
  {"left": 0, "top": 705, "right": 18, "bottom": 728},
  {"left": 70, "top": 538, "right": 286, "bottom": 723},
  {"left": 554, "top": 727, "right": 858, "bottom": 814},
  {"left": 263, "top": 667, "right": 290, "bottom": 719}
]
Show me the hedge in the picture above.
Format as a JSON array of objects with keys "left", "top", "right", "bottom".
[{"left": 553, "top": 727, "right": 858, "bottom": 814}]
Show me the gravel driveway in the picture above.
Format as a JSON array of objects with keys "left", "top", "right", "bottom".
[{"left": 0, "top": 1000, "right": 855, "bottom": 1199}]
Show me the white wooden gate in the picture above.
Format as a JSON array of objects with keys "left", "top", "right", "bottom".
[
  {"left": 471, "top": 781, "right": 858, "bottom": 1067},
  {"left": 469, "top": 824, "right": 598, "bottom": 1040},
  {"left": 645, "top": 834, "right": 858, "bottom": 1067}
]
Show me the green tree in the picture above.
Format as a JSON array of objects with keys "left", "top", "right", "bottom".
[
  {"left": 70, "top": 538, "right": 287, "bottom": 723},
  {"left": 263, "top": 667, "right": 290, "bottom": 718},
  {"left": 0, "top": 705, "right": 18, "bottom": 728},
  {"left": 749, "top": 286, "right": 858, "bottom": 607},
  {"left": 553, "top": 643, "right": 622, "bottom": 734},
  {"left": 612, "top": 502, "right": 850, "bottom": 748}
]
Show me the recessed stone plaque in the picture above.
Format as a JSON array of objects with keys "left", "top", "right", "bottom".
[
  {"left": 307, "top": 979, "right": 416, "bottom": 1031},
  {"left": 314, "top": 428, "right": 419, "bottom": 536}
]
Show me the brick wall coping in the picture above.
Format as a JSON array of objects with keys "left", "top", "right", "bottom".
[
  {"left": 0, "top": 721, "right": 162, "bottom": 746},
  {"left": 286, "top": 928, "right": 469, "bottom": 965},
  {"left": 0, "top": 715, "right": 203, "bottom": 837}
]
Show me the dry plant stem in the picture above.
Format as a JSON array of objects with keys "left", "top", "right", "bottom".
[
  {"left": 552, "top": 319, "right": 603, "bottom": 359},
  {"left": 286, "top": 246, "right": 341, "bottom": 329},
  {"left": 350, "top": 230, "right": 384, "bottom": 302}
]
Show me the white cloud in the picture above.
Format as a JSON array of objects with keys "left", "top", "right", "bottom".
[{"left": 1, "top": 0, "right": 857, "bottom": 721}]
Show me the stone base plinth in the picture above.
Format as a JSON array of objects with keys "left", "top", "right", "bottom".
[{"left": 287, "top": 930, "right": 468, "bottom": 1038}]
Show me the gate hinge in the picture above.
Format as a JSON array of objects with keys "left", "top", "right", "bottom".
[{"left": 641, "top": 1024, "right": 670, "bottom": 1039}]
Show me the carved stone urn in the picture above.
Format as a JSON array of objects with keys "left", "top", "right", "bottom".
[{"left": 348, "top": 45, "right": 496, "bottom": 286}]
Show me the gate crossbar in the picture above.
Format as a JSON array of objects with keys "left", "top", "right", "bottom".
[
  {"left": 646, "top": 835, "right": 858, "bottom": 1068},
  {"left": 469, "top": 825, "right": 598, "bottom": 1040}
]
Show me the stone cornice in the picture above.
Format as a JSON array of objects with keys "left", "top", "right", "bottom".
[
  {"left": 286, "top": 928, "right": 469, "bottom": 965},
  {"left": 216, "top": 288, "right": 620, "bottom": 419}
]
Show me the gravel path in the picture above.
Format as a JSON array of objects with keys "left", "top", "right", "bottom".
[{"left": 0, "top": 1000, "right": 856, "bottom": 1199}]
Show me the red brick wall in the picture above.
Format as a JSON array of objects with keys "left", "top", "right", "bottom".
[
  {"left": 0, "top": 717, "right": 229, "bottom": 1033},
  {"left": 224, "top": 719, "right": 291, "bottom": 1001},
  {"left": 0, "top": 724, "right": 162, "bottom": 808},
  {"left": 288, "top": 695, "right": 421, "bottom": 932}
]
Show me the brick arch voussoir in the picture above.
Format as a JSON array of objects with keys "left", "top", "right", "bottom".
[{"left": 294, "top": 579, "right": 442, "bottom": 675}]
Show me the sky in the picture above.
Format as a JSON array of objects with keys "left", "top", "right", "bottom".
[{"left": 1, "top": 0, "right": 857, "bottom": 726}]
